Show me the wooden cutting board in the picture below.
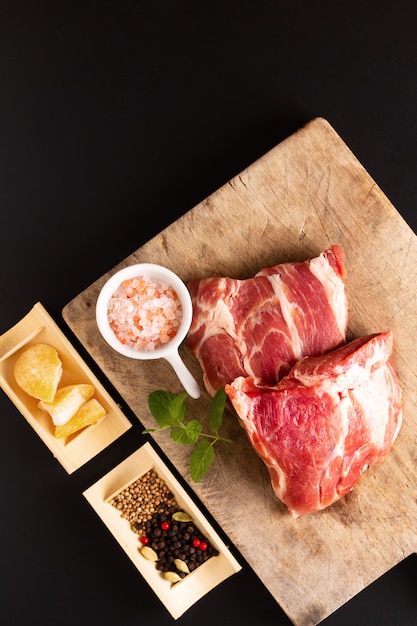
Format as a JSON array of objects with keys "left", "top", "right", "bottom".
[{"left": 63, "top": 118, "right": 417, "bottom": 626}]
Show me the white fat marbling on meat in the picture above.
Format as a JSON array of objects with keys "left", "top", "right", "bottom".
[{"left": 309, "top": 251, "right": 347, "bottom": 338}]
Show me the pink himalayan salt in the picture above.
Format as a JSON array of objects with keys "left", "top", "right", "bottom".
[{"left": 107, "top": 276, "right": 183, "bottom": 351}]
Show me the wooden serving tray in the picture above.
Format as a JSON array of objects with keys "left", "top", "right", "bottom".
[
  {"left": 0, "top": 302, "right": 132, "bottom": 473},
  {"left": 62, "top": 118, "right": 417, "bottom": 625},
  {"left": 83, "top": 442, "right": 241, "bottom": 619}
]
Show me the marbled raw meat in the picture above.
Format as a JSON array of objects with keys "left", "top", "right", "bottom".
[
  {"left": 226, "top": 331, "right": 402, "bottom": 517},
  {"left": 187, "top": 245, "right": 347, "bottom": 396}
]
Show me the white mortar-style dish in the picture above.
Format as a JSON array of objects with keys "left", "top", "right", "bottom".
[{"left": 96, "top": 263, "right": 200, "bottom": 399}]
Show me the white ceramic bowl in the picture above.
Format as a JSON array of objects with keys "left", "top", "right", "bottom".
[{"left": 96, "top": 263, "right": 200, "bottom": 398}]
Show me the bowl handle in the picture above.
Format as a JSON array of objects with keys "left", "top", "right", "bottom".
[{"left": 164, "top": 350, "right": 200, "bottom": 399}]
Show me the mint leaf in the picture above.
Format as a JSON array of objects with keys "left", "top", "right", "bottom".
[
  {"left": 170, "top": 420, "right": 202, "bottom": 444},
  {"left": 170, "top": 427, "right": 192, "bottom": 444},
  {"left": 170, "top": 392, "right": 188, "bottom": 421},
  {"left": 185, "top": 419, "right": 203, "bottom": 442},
  {"left": 145, "top": 389, "right": 232, "bottom": 483},
  {"left": 209, "top": 387, "right": 227, "bottom": 431},
  {"left": 148, "top": 390, "right": 186, "bottom": 427},
  {"left": 190, "top": 440, "right": 214, "bottom": 482}
]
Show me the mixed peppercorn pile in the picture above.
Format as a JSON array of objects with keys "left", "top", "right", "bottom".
[{"left": 109, "top": 468, "right": 218, "bottom": 583}]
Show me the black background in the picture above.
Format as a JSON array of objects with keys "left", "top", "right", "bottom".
[{"left": 1, "top": 2, "right": 416, "bottom": 625}]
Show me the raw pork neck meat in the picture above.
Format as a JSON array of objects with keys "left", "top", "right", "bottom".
[
  {"left": 226, "top": 331, "right": 402, "bottom": 517},
  {"left": 187, "top": 246, "right": 347, "bottom": 396}
]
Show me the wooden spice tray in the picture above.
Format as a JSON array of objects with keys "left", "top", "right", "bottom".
[
  {"left": 0, "top": 302, "right": 132, "bottom": 473},
  {"left": 83, "top": 441, "right": 242, "bottom": 619}
]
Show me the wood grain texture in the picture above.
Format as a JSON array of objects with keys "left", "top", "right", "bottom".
[{"left": 62, "top": 118, "right": 417, "bottom": 626}]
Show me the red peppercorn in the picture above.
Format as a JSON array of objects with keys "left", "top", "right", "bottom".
[
  {"left": 199, "top": 541, "right": 208, "bottom": 551},
  {"left": 193, "top": 538, "right": 201, "bottom": 547},
  {"left": 161, "top": 521, "right": 170, "bottom": 531},
  {"left": 140, "top": 536, "right": 149, "bottom": 544}
]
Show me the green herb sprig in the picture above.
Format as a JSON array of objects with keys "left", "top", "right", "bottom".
[{"left": 143, "top": 388, "right": 232, "bottom": 482}]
